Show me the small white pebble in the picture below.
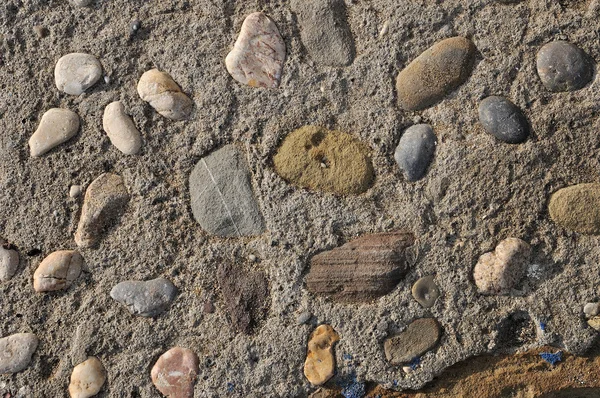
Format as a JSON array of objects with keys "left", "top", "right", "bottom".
[
  {"left": 248, "top": 254, "right": 257, "bottom": 262},
  {"left": 379, "top": 20, "right": 390, "bottom": 37},
  {"left": 69, "top": 185, "right": 82, "bottom": 198},
  {"left": 402, "top": 365, "right": 413, "bottom": 373},
  {"left": 296, "top": 312, "right": 312, "bottom": 325},
  {"left": 584, "top": 302, "right": 600, "bottom": 318},
  {"left": 104, "top": 75, "right": 110, "bottom": 84}
]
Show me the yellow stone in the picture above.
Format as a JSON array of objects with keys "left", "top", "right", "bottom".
[
  {"left": 587, "top": 316, "right": 600, "bottom": 331},
  {"left": 303, "top": 324, "right": 340, "bottom": 385}
]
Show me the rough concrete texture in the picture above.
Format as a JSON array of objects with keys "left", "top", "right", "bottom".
[{"left": 1, "top": 0, "right": 600, "bottom": 397}]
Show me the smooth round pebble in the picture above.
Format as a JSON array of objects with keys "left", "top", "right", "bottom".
[
  {"left": 0, "top": 239, "right": 19, "bottom": 281},
  {"left": 151, "top": 347, "right": 199, "bottom": 398},
  {"left": 549, "top": 183, "right": 600, "bottom": 234},
  {"left": 69, "top": 185, "right": 82, "bottom": 198},
  {"left": 137, "top": 69, "right": 192, "bottom": 120},
  {"left": 0, "top": 333, "right": 39, "bottom": 374},
  {"left": 536, "top": 41, "right": 594, "bottom": 92},
  {"left": 411, "top": 275, "right": 440, "bottom": 308},
  {"left": 68, "top": 357, "right": 107, "bottom": 398},
  {"left": 29, "top": 108, "right": 80, "bottom": 157},
  {"left": 102, "top": 101, "right": 142, "bottom": 155},
  {"left": 33, "top": 250, "right": 83, "bottom": 292},
  {"left": 478, "top": 96, "right": 528, "bottom": 144},
  {"left": 584, "top": 302, "right": 600, "bottom": 318},
  {"left": 55, "top": 53, "right": 102, "bottom": 95},
  {"left": 394, "top": 124, "right": 436, "bottom": 181}
]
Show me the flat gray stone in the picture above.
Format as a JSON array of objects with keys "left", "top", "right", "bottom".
[
  {"left": 411, "top": 275, "right": 440, "bottom": 308},
  {"left": 0, "top": 333, "right": 39, "bottom": 374},
  {"left": 536, "top": 41, "right": 594, "bottom": 92},
  {"left": 394, "top": 124, "right": 436, "bottom": 182},
  {"left": 384, "top": 318, "right": 441, "bottom": 365},
  {"left": 110, "top": 277, "right": 177, "bottom": 317},
  {"left": 189, "top": 145, "right": 265, "bottom": 237},
  {"left": 291, "top": 0, "right": 355, "bottom": 67},
  {"left": 478, "top": 96, "right": 529, "bottom": 144}
]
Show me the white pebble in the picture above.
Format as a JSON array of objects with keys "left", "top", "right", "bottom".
[
  {"left": 70, "top": 185, "right": 82, "bottom": 198},
  {"left": 55, "top": 53, "right": 102, "bottom": 95},
  {"left": 33, "top": 250, "right": 83, "bottom": 292},
  {"left": 584, "top": 302, "right": 600, "bottom": 318},
  {"left": 29, "top": 108, "right": 80, "bottom": 157},
  {"left": 102, "top": 101, "right": 142, "bottom": 155},
  {"left": 69, "top": 357, "right": 107, "bottom": 398},
  {"left": 137, "top": 69, "right": 192, "bottom": 120},
  {"left": 379, "top": 20, "right": 390, "bottom": 37}
]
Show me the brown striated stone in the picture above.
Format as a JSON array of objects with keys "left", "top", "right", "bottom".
[
  {"left": 306, "top": 231, "right": 415, "bottom": 302},
  {"left": 304, "top": 324, "right": 339, "bottom": 386},
  {"left": 151, "top": 347, "right": 199, "bottom": 398},
  {"left": 384, "top": 318, "right": 441, "bottom": 365}
]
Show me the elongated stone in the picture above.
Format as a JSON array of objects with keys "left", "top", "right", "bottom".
[
  {"left": 68, "top": 357, "right": 107, "bottom": 398},
  {"left": 306, "top": 231, "right": 415, "bottom": 302},
  {"left": 225, "top": 12, "right": 285, "bottom": 88},
  {"left": 189, "top": 145, "right": 265, "bottom": 237},
  {"left": 151, "top": 347, "right": 199, "bottom": 398},
  {"left": 384, "top": 318, "right": 441, "bottom": 365},
  {"left": 273, "top": 126, "right": 374, "bottom": 195},
  {"left": 29, "top": 108, "right": 80, "bottom": 157},
  {"left": 0, "top": 333, "right": 38, "bottom": 374},
  {"left": 75, "top": 173, "right": 129, "bottom": 248},
  {"left": 33, "top": 250, "right": 82, "bottom": 292},
  {"left": 394, "top": 124, "right": 437, "bottom": 181},
  {"left": 0, "top": 239, "right": 19, "bottom": 281},
  {"left": 304, "top": 325, "right": 339, "bottom": 385},
  {"left": 110, "top": 278, "right": 177, "bottom": 317},
  {"left": 396, "top": 37, "right": 476, "bottom": 111},
  {"left": 137, "top": 69, "right": 193, "bottom": 120},
  {"left": 103, "top": 101, "right": 142, "bottom": 155},
  {"left": 291, "top": 0, "right": 355, "bottom": 67},
  {"left": 473, "top": 238, "right": 531, "bottom": 295},
  {"left": 549, "top": 184, "right": 600, "bottom": 234},
  {"left": 55, "top": 53, "right": 102, "bottom": 95}
]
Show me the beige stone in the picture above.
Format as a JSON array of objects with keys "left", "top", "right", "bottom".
[
  {"left": 137, "top": 69, "right": 192, "bottom": 120},
  {"left": 55, "top": 53, "right": 102, "bottom": 95},
  {"left": 29, "top": 108, "right": 80, "bottom": 157},
  {"left": 473, "top": 238, "right": 531, "bottom": 295},
  {"left": 33, "top": 250, "right": 82, "bottom": 292},
  {"left": 304, "top": 324, "right": 339, "bottom": 386},
  {"left": 102, "top": 101, "right": 142, "bottom": 155},
  {"left": 68, "top": 357, "right": 107, "bottom": 398},
  {"left": 0, "top": 239, "right": 19, "bottom": 281},
  {"left": 549, "top": 183, "right": 600, "bottom": 234},
  {"left": 225, "top": 12, "right": 285, "bottom": 88}
]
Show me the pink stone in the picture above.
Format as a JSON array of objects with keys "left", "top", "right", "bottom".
[
  {"left": 225, "top": 12, "right": 286, "bottom": 88},
  {"left": 151, "top": 347, "right": 199, "bottom": 398}
]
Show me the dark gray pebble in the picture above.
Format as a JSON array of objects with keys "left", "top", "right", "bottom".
[
  {"left": 478, "top": 96, "right": 529, "bottom": 144},
  {"left": 110, "top": 277, "right": 177, "bottom": 317},
  {"left": 536, "top": 41, "right": 594, "bottom": 92},
  {"left": 394, "top": 124, "right": 436, "bottom": 182}
]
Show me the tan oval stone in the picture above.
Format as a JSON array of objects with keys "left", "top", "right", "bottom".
[
  {"left": 384, "top": 318, "right": 441, "bottom": 365},
  {"left": 151, "top": 347, "right": 199, "bottom": 398},
  {"left": 102, "top": 101, "right": 142, "bottom": 155},
  {"left": 304, "top": 324, "right": 339, "bottom": 386},
  {"left": 396, "top": 37, "right": 476, "bottom": 111},
  {"left": 68, "top": 357, "right": 107, "bottom": 398},
  {"left": 29, "top": 108, "right": 80, "bottom": 157},
  {"left": 33, "top": 250, "right": 82, "bottom": 292},
  {"left": 273, "top": 126, "right": 374, "bottom": 195},
  {"left": 549, "top": 183, "right": 600, "bottom": 234},
  {"left": 137, "top": 69, "right": 192, "bottom": 120},
  {"left": 473, "top": 238, "right": 530, "bottom": 295},
  {"left": 225, "top": 12, "right": 285, "bottom": 88}
]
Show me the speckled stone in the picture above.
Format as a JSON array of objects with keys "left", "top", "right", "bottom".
[
  {"left": 29, "top": 108, "right": 80, "bottom": 157},
  {"left": 68, "top": 357, "right": 106, "bottom": 398},
  {"left": 384, "top": 318, "right": 441, "bottom": 365},
  {"left": 0, "top": 239, "right": 19, "bottom": 282},
  {"left": 548, "top": 184, "right": 600, "bottom": 234},
  {"left": 137, "top": 69, "right": 193, "bottom": 120},
  {"left": 304, "top": 325, "right": 339, "bottom": 385},
  {"left": 55, "top": 53, "right": 102, "bottom": 95},
  {"left": 394, "top": 124, "right": 436, "bottom": 181},
  {"left": 225, "top": 12, "right": 285, "bottom": 88},
  {"left": 0, "top": 333, "right": 38, "bottom": 374},
  {"left": 396, "top": 37, "right": 476, "bottom": 111},
  {"left": 102, "top": 101, "right": 142, "bottom": 155},
  {"left": 411, "top": 275, "right": 440, "bottom": 308},
  {"left": 151, "top": 347, "right": 199, "bottom": 398},
  {"left": 478, "top": 96, "right": 529, "bottom": 144},
  {"left": 536, "top": 41, "right": 594, "bottom": 92},
  {"left": 584, "top": 302, "right": 600, "bottom": 318},
  {"left": 33, "top": 250, "right": 83, "bottom": 292},
  {"left": 473, "top": 238, "right": 531, "bottom": 295},
  {"left": 110, "top": 278, "right": 177, "bottom": 317}
]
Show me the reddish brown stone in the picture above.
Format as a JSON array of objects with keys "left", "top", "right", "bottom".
[{"left": 151, "top": 347, "right": 199, "bottom": 398}]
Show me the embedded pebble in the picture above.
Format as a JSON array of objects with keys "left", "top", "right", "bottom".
[
  {"left": 151, "top": 347, "right": 199, "bottom": 398},
  {"left": 297, "top": 312, "right": 312, "bottom": 325},
  {"left": 273, "top": 126, "right": 374, "bottom": 195},
  {"left": 68, "top": 357, "right": 106, "bottom": 398},
  {"left": 396, "top": 37, "right": 476, "bottom": 111},
  {"left": 0, "top": 239, "right": 19, "bottom": 282},
  {"left": 55, "top": 53, "right": 102, "bottom": 95},
  {"left": 588, "top": 317, "right": 600, "bottom": 331},
  {"left": 225, "top": 12, "right": 285, "bottom": 88},
  {"left": 411, "top": 275, "right": 440, "bottom": 308},
  {"left": 110, "top": 277, "right": 177, "bottom": 317},
  {"left": 291, "top": 0, "right": 355, "bottom": 67},
  {"left": 189, "top": 145, "right": 265, "bottom": 237},
  {"left": 384, "top": 318, "right": 441, "bottom": 365},
  {"left": 69, "top": 185, "right": 82, "bottom": 198},
  {"left": 536, "top": 41, "right": 594, "bottom": 92},
  {"left": 137, "top": 69, "right": 193, "bottom": 120},
  {"left": 75, "top": 173, "right": 129, "bottom": 248},
  {"left": 584, "top": 302, "right": 600, "bottom": 318},
  {"left": 394, "top": 124, "right": 437, "bottom": 182},
  {"left": 473, "top": 238, "right": 531, "bottom": 295},
  {"left": 548, "top": 183, "right": 600, "bottom": 234},
  {"left": 203, "top": 300, "right": 215, "bottom": 314},
  {"left": 0, "top": 333, "right": 38, "bottom": 374},
  {"left": 33, "top": 250, "right": 82, "bottom": 292},
  {"left": 29, "top": 108, "right": 80, "bottom": 157},
  {"left": 69, "top": 0, "right": 93, "bottom": 6},
  {"left": 304, "top": 324, "right": 339, "bottom": 385},
  {"left": 307, "top": 231, "right": 415, "bottom": 302},
  {"left": 102, "top": 101, "right": 142, "bottom": 155},
  {"left": 33, "top": 26, "right": 49, "bottom": 38},
  {"left": 478, "top": 96, "right": 529, "bottom": 144}
]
